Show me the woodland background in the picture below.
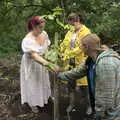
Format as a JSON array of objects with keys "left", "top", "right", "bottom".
[
  {"left": 0, "top": 0, "right": 120, "bottom": 120},
  {"left": 0, "top": 0, "right": 120, "bottom": 58}
]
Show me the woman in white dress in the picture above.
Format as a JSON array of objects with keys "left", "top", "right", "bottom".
[{"left": 20, "top": 16, "right": 56, "bottom": 113}]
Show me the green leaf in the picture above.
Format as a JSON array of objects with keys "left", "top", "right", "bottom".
[
  {"left": 47, "top": 15, "right": 54, "bottom": 20},
  {"left": 44, "top": 50, "right": 58, "bottom": 63}
]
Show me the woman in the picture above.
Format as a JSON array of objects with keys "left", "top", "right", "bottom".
[
  {"left": 60, "top": 13, "right": 91, "bottom": 114},
  {"left": 20, "top": 16, "right": 56, "bottom": 113},
  {"left": 60, "top": 12, "right": 91, "bottom": 86}
]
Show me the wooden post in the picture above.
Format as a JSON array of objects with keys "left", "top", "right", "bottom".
[{"left": 54, "top": 32, "right": 59, "bottom": 120}]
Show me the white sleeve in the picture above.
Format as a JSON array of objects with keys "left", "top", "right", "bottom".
[
  {"left": 43, "top": 31, "right": 51, "bottom": 46},
  {"left": 22, "top": 38, "right": 42, "bottom": 53}
]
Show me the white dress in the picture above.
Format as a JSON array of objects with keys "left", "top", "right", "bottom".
[{"left": 20, "top": 31, "right": 51, "bottom": 107}]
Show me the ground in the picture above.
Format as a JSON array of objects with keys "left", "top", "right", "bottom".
[
  {"left": 0, "top": 58, "right": 88, "bottom": 120},
  {"left": 0, "top": 58, "right": 53, "bottom": 120}
]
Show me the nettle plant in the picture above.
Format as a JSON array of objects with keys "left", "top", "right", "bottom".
[{"left": 42, "top": 7, "right": 73, "bottom": 64}]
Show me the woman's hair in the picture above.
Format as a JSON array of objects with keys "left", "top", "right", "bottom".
[
  {"left": 68, "top": 12, "right": 84, "bottom": 23},
  {"left": 27, "top": 16, "right": 45, "bottom": 32}
]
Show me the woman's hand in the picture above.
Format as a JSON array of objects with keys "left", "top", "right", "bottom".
[{"left": 46, "top": 63, "right": 60, "bottom": 74}]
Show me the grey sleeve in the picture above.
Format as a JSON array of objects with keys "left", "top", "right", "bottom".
[{"left": 58, "top": 61, "right": 87, "bottom": 81}]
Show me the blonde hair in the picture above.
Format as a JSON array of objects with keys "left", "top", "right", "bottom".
[{"left": 82, "top": 34, "right": 101, "bottom": 50}]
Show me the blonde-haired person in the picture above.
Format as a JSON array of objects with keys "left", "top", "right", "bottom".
[
  {"left": 20, "top": 16, "right": 57, "bottom": 113},
  {"left": 60, "top": 12, "right": 91, "bottom": 113},
  {"left": 58, "top": 34, "right": 120, "bottom": 120}
]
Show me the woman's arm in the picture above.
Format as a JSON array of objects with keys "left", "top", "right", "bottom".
[
  {"left": 31, "top": 51, "right": 59, "bottom": 72},
  {"left": 31, "top": 51, "right": 49, "bottom": 65}
]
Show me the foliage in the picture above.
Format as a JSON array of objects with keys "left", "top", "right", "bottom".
[
  {"left": 44, "top": 32, "right": 59, "bottom": 63},
  {"left": 0, "top": 0, "right": 120, "bottom": 57}
]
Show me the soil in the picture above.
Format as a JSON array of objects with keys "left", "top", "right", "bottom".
[
  {"left": 0, "top": 59, "right": 88, "bottom": 120},
  {"left": 0, "top": 60, "right": 53, "bottom": 120}
]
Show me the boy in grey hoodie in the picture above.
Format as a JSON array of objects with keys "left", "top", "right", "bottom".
[{"left": 58, "top": 34, "right": 120, "bottom": 120}]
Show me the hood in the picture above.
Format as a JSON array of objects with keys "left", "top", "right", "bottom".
[{"left": 96, "top": 49, "right": 120, "bottom": 64}]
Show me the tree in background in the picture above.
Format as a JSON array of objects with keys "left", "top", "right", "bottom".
[{"left": 0, "top": 0, "right": 120, "bottom": 56}]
